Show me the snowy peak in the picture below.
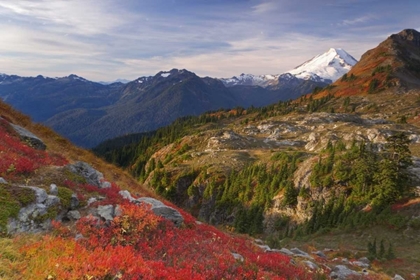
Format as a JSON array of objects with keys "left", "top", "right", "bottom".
[
  {"left": 221, "top": 48, "right": 357, "bottom": 87},
  {"left": 288, "top": 48, "right": 357, "bottom": 82}
]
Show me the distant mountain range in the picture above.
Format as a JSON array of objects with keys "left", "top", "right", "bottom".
[
  {"left": 0, "top": 48, "right": 356, "bottom": 148},
  {"left": 219, "top": 48, "right": 357, "bottom": 87}
]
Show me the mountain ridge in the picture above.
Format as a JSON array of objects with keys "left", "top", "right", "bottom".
[{"left": 0, "top": 64, "right": 331, "bottom": 147}]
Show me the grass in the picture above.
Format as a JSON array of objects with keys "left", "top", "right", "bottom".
[{"left": 0, "top": 238, "right": 23, "bottom": 279}]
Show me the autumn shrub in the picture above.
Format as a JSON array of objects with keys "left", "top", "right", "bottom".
[
  {"left": 0, "top": 119, "right": 67, "bottom": 179},
  {"left": 18, "top": 201, "right": 312, "bottom": 280}
]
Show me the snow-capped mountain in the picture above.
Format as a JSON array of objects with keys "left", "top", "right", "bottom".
[
  {"left": 221, "top": 48, "right": 358, "bottom": 87},
  {"left": 287, "top": 48, "right": 357, "bottom": 83}
]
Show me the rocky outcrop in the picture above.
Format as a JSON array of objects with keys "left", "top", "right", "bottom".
[
  {"left": 119, "top": 190, "right": 184, "bottom": 226},
  {"left": 7, "top": 186, "right": 64, "bottom": 234},
  {"left": 9, "top": 123, "right": 46, "bottom": 150},
  {"left": 67, "top": 161, "right": 111, "bottom": 188},
  {"left": 67, "top": 210, "right": 81, "bottom": 220},
  {"left": 206, "top": 130, "right": 253, "bottom": 151},
  {"left": 330, "top": 265, "right": 361, "bottom": 279},
  {"left": 96, "top": 205, "right": 117, "bottom": 222}
]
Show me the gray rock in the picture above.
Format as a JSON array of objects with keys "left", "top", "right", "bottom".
[
  {"left": 45, "top": 195, "right": 60, "bottom": 207},
  {"left": 290, "top": 248, "right": 313, "bottom": 259},
  {"left": 313, "top": 250, "right": 327, "bottom": 259},
  {"left": 75, "top": 233, "right": 84, "bottom": 240},
  {"left": 302, "top": 260, "right": 319, "bottom": 270},
  {"left": 67, "top": 210, "right": 81, "bottom": 220},
  {"left": 87, "top": 197, "right": 97, "bottom": 205},
  {"left": 330, "top": 265, "right": 361, "bottom": 280},
  {"left": 100, "top": 181, "right": 112, "bottom": 189},
  {"left": 0, "top": 177, "right": 7, "bottom": 184},
  {"left": 278, "top": 248, "right": 295, "bottom": 256},
  {"left": 136, "top": 197, "right": 165, "bottom": 208},
  {"left": 341, "top": 258, "right": 349, "bottom": 264},
  {"left": 114, "top": 205, "right": 122, "bottom": 217},
  {"left": 231, "top": 253, "right": 244, "bottom": 262},
  {"left": 9, "top": 123, "right": 46, "bottom": 150},
  {"left": 67, "top": 161, "right": 105, "bottom": 188},
  {"left": 7, "top": 202, "right": 49, "bottom": 234},
  {"left": 32, "top": 204, "right": 48, "bottom": 218},
  {"left": 97, "top": 205, "right": 115, "bottom": 221},
  {"left": 351, "top": 261, "right": 369, "bottom": 268},
  {"left": 358, "top": 257, "right": 370, "bottom": 264},
  {"left": 27, "top": 186, "right": 48, "bottom": 204},
  {"left": 49, "top": 184, "right": 58, "bottom": 195},
  {"left": 152, "top": 206, "right": 184, "bottom": 227},
  {"left": 119, "top": 190, "right": 135, "bottom": 202},
  {"left": 70, "top": 194, "right": 79, "bottom": 210},
  {"left": 393, "top": 275, "right": 405, "bottom": 280}
]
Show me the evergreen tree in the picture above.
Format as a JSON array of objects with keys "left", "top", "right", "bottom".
[
  {"left": 379, "top": 239, "right": 385, "bottom": 259},
  {"left": 386, "top": 242, "right": 395, "bottom": 260}
]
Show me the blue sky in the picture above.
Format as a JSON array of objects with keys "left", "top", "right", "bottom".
[{"left": 0, "top": 0, "right": 419, "bottom": 81}]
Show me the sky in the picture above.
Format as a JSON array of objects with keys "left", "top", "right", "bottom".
[{"left": 0, "top": 0, "right": 419, "bottom": 82}]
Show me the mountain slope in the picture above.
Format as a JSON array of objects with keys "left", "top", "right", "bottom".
[
  {"left": 46, "top": 69, "right": 239, "bottom": 147},
  {"left": 0, "top": 74, "right": 123, "bottom": 122}
]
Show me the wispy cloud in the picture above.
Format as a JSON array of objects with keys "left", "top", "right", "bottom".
[
  {"left": 252, "top": 1, "right": 280, "bottom": 14},
  {"left": 0, "top": 0, "right": 127, "bottom": 35},
  {"left": 339, "top": 14, "right": 376, "bottom": 26}
]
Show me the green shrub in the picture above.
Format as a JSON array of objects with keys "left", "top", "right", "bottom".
[{"left": 57, "top": 186, "right": 74, "bottom": 209}]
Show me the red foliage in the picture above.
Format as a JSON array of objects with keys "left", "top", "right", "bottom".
[
  {"left": 20, "top": 203, "right": 312, "bottom": 279},
  {"left": 0, "top": 119, "right": 67, "bottom": 179}
]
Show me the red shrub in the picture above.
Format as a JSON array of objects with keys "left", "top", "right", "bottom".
[{"left": 0, "top": 120, "right": 67, "bottom": 179}]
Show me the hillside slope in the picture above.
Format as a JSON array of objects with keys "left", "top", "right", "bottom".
[{"left": 0, "top": 100, "right": 327, "bottom": 279}]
